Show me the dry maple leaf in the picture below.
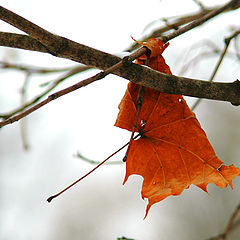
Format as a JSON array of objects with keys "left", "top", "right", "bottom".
[{"left": 115, "top": 38, "right": 240, "bottom": 217}]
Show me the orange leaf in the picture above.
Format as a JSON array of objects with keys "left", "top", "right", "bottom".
[{"left": 115, "top": 38, "right": 240, "bottom": 217}]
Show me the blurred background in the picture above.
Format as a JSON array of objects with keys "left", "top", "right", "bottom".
[{"left": 0, "top": 0, "right": 240, "bottom": 239}]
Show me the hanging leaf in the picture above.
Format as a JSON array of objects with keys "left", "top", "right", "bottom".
[{"left": 115, "top": 38, "right": 240, "bottom": 217}]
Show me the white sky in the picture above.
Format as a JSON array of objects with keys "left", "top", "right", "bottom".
[{"left": 0, "top": 1, "right": 240, "bottom": 240}]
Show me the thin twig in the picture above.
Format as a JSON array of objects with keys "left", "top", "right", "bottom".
[
  {"left": 141, "top": 10, "right": 210, "bottom": 41},
  {"left": 205, "top": 203, "right": 240, "bottom": 240},
  {"left": 20, "top": 72, "right": 31, "bottom": 150},
  {"left": 191, "top": 29, "right": 240, "bottom": 111},
  {"left": 161, "top": 0, "right": 240, "bottom": 43},
  {"left": 0, "top": 48, "right": 147, "bottom": 128},
  {"left": 178, "top": 39, "right": 238, "bottom": 77},
  {"left": 177, "top": 40, "right": 221, "bottom": 76},
  {"left": 75, "top": 152, "right": 123, "bottom": 165},
  {"left": 224, "top": 203, "right": 240, "bottom": 238},
  {"left": 40, "top": 66, "right": 90, "bottom": 87},
  {"left": 233, "top": 34, "right": 240, "bottom": 59},
  {"left": 180, "top": 51, "right": 220, "bottom": 76},
  {"left": 128, "top": 0, "right": 240, "bottom": 51},
  {"left": 0, "top": 61, "right": 76, "bottom": 74},
  {"left": 191, "top": 40, "right": 230, "bottom": 110},
  {"left": 192, "top": 0, "right": 206, "bottom": 10},
  {"left": 123, "top": 85, "right": 145, "bottom": 162},
  {"left": 0, "top": 66, "right": 89, "bottom": 119}
]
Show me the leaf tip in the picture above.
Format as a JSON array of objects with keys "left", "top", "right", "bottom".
[
  {"left": 122, "top": 174, "right": 129, "bottom": 185},
  {"left": 143, "top": 203, "right": 152, "bottom": 219}
]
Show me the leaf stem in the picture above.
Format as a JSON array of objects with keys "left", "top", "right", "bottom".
[
  {"left": 47, "top": 133, "right": 141, "bottom": 202},
  {"left": 47, "top": 144, "right": 127, "bottom": 202}
]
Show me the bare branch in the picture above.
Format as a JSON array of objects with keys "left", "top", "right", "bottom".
[
  {"left": 0, "top": 32, "right": 48, "bottom": 52},
  {"left": 0, "top": 34, "right": 239, "bottom": 107}
]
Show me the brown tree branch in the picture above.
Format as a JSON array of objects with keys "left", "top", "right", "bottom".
[
  {"left": 1, "top": 61, "right": 239, "bottom": 128},
  {"left": 0, "top": 32, "right": 240, "bottom": 106},
  {"left": 0, "top": 32, "right": 48, "bottom": 52},
  {"left": 1, "top": 0, "right": 239, "bottom": 58},
  {"left": 0, "top": 41, "right": 239, "bottom": 107},
  {"left": 0, "top": 1, "right": 240, "bottom": 125}
]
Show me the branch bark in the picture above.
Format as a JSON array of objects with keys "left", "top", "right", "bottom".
[
  {"left": 0, "top": 1, "right": 240, "bottom": 106},
  {"left": 1, "top": 31, "right": 239, "bottom": 106}
]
